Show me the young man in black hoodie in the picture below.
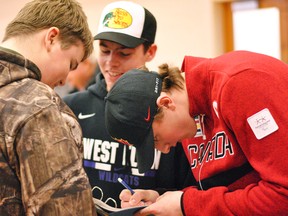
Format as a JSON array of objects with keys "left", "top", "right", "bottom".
[{"left": 64, "top": 1, "right": 193, "bottom": 208}]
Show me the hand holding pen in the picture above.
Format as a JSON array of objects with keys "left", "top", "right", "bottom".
[
  {"left": 118, "top": 178, "right": 159, "bottom": 208},
  {"left": 117, "top": 177, "right": 135, "bottom": 194}
]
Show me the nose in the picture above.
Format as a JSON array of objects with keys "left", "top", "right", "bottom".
[
  {"left": 164, "top": 144, "right": 171, "bottom": 153},
  {"left": 59, "top": 80, "right": 65, "bottom": 86},
  {"left": 106, "top": 52, "right": 119, "bottom": 67},
  {"left": 155, "top": 142, "right": 171, "bottom": 154}
]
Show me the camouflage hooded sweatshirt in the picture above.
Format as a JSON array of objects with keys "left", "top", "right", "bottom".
[{"left": 0, "top": 47, "right": 96, "bottom": 216}]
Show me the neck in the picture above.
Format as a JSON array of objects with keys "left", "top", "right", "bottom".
[
  {"left": 1, "top": 31, "right": 45, "bottom": 63},
  {"left": 174, "top": 74, "right": 196, "bottom": 138}
]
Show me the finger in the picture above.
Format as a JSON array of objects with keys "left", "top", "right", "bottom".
[
  {"left": 135, "top": 206, "right": 158, "bottom": 216},
  {"left": 120, "top": 201, "right": 132, "bottom": 208},
  {"left": 119, "top": 189, "right": 132, "bottom": 201},
  {"left": 129, "top": 191, "right": 145, "bottom": 206}
]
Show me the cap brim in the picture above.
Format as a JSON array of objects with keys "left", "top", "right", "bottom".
[
  {"left": 94, "top": 32, "right": 145, "bottom": 48},
  {"left": 135, "top": 128, "right": 155, "bottom": 173}
]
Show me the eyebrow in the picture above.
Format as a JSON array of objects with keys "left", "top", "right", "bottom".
[{"left": 99, "top": 41, "right": 132, "bottom": 51}]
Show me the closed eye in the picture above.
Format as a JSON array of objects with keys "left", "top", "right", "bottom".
[{"left": 70, "top": 60, "right": 78, "bottom": 71}]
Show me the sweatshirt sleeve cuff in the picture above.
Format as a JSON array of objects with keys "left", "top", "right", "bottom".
[{"left": 180, "top": 191, "right": 186, "bottom": 216}]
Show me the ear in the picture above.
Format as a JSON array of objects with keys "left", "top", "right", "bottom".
[
  {"left": 44, "top": 27, "right": 60, "bottom": 51},
  {"left": 156, "top": 93, "right": 176, "bottom": 110},
  {"left": 145, "top": 44, "right": 157, "bottom": 62}
]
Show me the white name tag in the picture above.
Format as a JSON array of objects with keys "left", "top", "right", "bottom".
[{"left": 247, "top": 108, "right": 278, "bottom": 140}]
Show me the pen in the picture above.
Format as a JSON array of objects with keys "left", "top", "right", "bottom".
[{"left": 117, "top": 177, "right": 135, "bottom": 194}]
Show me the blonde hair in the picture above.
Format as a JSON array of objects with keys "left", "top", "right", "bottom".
[
  {"left": 155, "top": 63, "right": 184, "bottom": 120},
  {"left": 3, "top": 0, "right": 93, "bottom": 60}
]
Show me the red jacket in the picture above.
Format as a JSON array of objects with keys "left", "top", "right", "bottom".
[{"left": 181, "top": 50, "right": 288, "bottom": 215}]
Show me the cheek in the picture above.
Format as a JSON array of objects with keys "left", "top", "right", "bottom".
[
  {"left": 153, "top": 122, "right": 169, "bottom": 153},
  {"left": 124, "top": 59, "right": 144, "bottom": 71},
  {"left": 49, "top": 63, "right": 70, "bottom": 86},
  {"left": 50, "top": 54, "right": 69, "bottom": 75},
  {"left": 97, "top": 56, "right": 105, "bottom": 67}
]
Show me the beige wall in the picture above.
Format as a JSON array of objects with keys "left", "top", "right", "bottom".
[{"left": 0, "top": 0, "right": 225, "bottom": 70}]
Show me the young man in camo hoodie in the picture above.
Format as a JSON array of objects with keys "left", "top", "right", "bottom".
[{"left": 0, "top": 0, "right": 97, "bottom": 215}]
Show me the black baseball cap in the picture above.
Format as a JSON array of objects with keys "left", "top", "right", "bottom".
[
  {"left": 94, "top": 1, "right": 157, "bottom": 48},
  {"left": 105, "top": 69, "right": 162, "bottom": 173}
]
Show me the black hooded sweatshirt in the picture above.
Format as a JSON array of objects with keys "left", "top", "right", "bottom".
[{"left": 64, "top": 73, "right": 194, "bottom": 207}]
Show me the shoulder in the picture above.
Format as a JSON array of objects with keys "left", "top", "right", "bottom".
[{"left": 63, "top": 90, "right": 91, "bottom": 104}]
